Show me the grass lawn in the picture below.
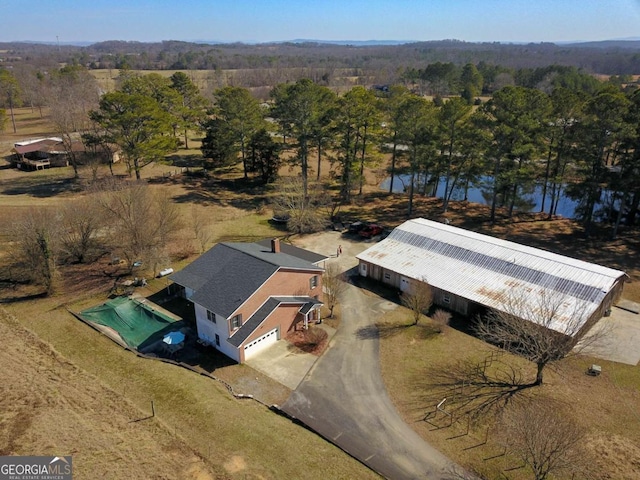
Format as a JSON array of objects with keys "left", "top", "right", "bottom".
[
  {"left": 378, "top": 306, "right": 640, "bottom": 480},
  {"left": 0, "top": 113, "right": 380, "bottom": 478},
  {"left": 1, "top": 295, "right": 379, "bottom": 480}
]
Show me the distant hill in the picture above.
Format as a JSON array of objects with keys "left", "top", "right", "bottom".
[
  {"left": 286, "top": 39, "right": 413, "bottom": 46},
  {"left": 564, "top": 40, "right": 640, "bottom": 49},
  {"left": 1, "top": 38, "right": 639, "bottom": 77}
]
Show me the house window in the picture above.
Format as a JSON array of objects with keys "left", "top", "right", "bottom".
[
  {"left": 231, "top": 314, "right": 242, "bottom": 329},
  {"left": 215, "top": 334, "right": 220, "bottom": 346},
  {"left": 443, "top": 293, "right": 451, "bottom": 304},
  {"left": 384, "top": 272, "right": 391, "bottom": 281},
  {"left": 206, "top": 310, "right": 216, "bottom": 323},
  {"left": 310, "top": 275, "right": 318, "bottom": 289}
]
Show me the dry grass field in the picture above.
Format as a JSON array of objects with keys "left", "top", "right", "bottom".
[
  {"left": 378, "top": 307, "right": 640, "bottom": 479},
  {"left": 2, "top": 107, "right": 640, "bottom": 479}
]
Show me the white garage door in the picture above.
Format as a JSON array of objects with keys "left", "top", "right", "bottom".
[{"left": 243, "top": 327, "right": 279, "bottom": 360}]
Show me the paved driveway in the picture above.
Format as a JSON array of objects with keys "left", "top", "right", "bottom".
[
  {"left": 246, "top": 324, "right": 336, "bottom": 391},
  {"left": 579, "top": 304, "right": 640, "bottom": 366},
  {"left": 282, "top": 259, "right": 464, "bottom": 479}
]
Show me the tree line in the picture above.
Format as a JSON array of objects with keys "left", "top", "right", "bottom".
[
  {"left": 3, "top": 63, "right": 640, "bottom": 240},
  {"left": 195, "top": 76, "right": 640, "bottom": 238}
]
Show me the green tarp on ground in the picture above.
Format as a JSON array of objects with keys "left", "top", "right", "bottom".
[{"left": 79, "top": 296, "right": 183, "bottom": 349}]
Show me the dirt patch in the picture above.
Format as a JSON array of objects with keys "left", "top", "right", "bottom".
[{"left": 223, "top": 455, "right": 247, "bottom": 474}]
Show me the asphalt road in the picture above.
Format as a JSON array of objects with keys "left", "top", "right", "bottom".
[{"left": 282, "top": 272, "right": 464, "bottom": 480}]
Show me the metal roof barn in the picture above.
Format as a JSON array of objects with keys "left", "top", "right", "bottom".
[{"left": 356, "top": 218, "right": 626, "bottom": 334}]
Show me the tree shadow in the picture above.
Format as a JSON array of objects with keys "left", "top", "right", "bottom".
[
  {"left": 413, "top": 352, "right": 536, "bottom": 421},
  {"left": 356, "top": 321, "right": 441, "bottom": 340},
  {"left": 1, "top": 176, "right": 81, "bottom": 198}
]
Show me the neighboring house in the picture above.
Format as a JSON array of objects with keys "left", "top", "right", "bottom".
[
  {"left": 356, "top": 218, "right": 626, "bottom": 337},
  {"left": 11, "top": 137, "right": 119, "bottom": 170},
  {"left": 11, "top": 137, "right": 71, "bottom": 170},
  {"left": 170, "top": 238, "right": 327, "bottom": 363}
]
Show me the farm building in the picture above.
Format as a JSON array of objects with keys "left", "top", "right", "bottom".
[
  {"left": 170, "top": 238, "right": 327, "bottom": 363},
  {"left": 11, "top": 137, "right": 119, "bottom": 170},
  {"left": 356, "top": 218, "right": 626, "bottom": 336}
]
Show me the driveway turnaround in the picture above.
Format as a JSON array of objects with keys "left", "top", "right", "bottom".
[
  {"left": 578, "top": 304, "right": 640, "bottom": 366},
  {"left": 283, "top": 272, "right": 463, "bottom": 480}
]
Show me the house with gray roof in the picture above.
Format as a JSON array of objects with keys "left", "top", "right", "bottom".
[
  {"left": 170, "top": 238, "right": 326, "bottom": 362},
  {"left": 357, "top": 218, "right": 626, "bottom": 337}
]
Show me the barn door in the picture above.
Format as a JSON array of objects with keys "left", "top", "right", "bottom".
[
  {"left": 360, "top": 263, "right": 368, "bottom": 277},
  {"left": 400, "top": 276, "right": 411, "bottom": 292}
]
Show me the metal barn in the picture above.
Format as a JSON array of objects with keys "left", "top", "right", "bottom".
[{"left": 356, "top": 218, "right": 626, "bottom": 336}]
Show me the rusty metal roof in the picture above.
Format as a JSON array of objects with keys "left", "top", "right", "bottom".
[{"left": 356, "top": 218, "right": 626, "bottom": 334}]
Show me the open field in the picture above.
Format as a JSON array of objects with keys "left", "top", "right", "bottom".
[
  {"left": 0, "top": 309, "right": 219, "bottom": 479},
  {"left": 2, "top": 107, "right": 640, "bottom": 479}
]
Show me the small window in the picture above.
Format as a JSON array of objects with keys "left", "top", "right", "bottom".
[
  {"left": 443, "top": 294, "right": 451, "bottom": 304},
  {"left": 215, "top": 334, "right": 220, "bottom": 346},
  {"left": 310, "top": 275, "right": 318, "bottom": 289},
  {"left": 207, "top": 310, "right": 216, "bottom": 323},
  {"left": 231, "top": 314, "right": 242, "bottom": 329},
  {"left": 384, "top": 272, "right": 391, "bottom": 281}
]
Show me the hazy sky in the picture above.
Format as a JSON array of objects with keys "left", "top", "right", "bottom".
[{"left": 2, "top": 0, "right": 639, "bottom": 44}]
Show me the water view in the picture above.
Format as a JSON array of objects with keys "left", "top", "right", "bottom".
[{"left": 380, "top": 174, "right": 617, "bottom": 220}]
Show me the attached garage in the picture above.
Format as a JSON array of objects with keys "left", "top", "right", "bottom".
[{"left": 243, "top": 327, "right": 280, "bottom": 360}]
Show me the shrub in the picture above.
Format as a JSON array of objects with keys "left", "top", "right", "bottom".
[{"left": 431, "top": 309, "right": 452, "bottom": 333}]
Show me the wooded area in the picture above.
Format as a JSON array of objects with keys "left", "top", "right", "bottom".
[{"left": 2, "top": 38, "right": 640, "bottom": 289}]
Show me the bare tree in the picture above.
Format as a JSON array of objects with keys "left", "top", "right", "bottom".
[
  {"left": 271, "top": 177, "right": 330, "bottom": 234},
  {"left": 48, "top": 66, "right": 100, "bottom": 178},
  {"left": 474, "top": 288, "right": 602, "bottom": 386},
  {"left": 59, "top": 198, "right": 104, "bottom": 264},
  {"left": 13, "top": 208, "right": 61, "bottom": 294},
  {"left": 498, "top": 401, "right": 588, "bottom": 480},
  {"left": 191, "top": 206, "right": 213, "bottom": 253},
  {"left": 323, "top": 262, "right": 348, "bottom": 318},
  {"left": 95, "top": 181, "right": 182, "bottom": 272},
  {"left": 400, "top": 278, "right": 433, "bottom": 325}
]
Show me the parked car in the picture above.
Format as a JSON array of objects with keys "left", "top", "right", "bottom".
[
  {"left": 359, "top": 224, "right": 384, "bottom": 238},
  {"left": 347, "top": 220, "right": 367, "bottom": 234}
]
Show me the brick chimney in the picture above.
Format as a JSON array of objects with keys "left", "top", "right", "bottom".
[{"left": 271, "top": 238, "right": 281, "bottom": 253}]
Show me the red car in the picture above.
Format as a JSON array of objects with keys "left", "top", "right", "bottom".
[{"left": 359, "top": 224, "right": 384, "bottom": 238}]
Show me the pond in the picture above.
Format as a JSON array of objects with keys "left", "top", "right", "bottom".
[{"left": 379, "top": 174, "right": 617, "bottom": 220}]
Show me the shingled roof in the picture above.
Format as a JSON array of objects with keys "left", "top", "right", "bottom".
[
  {"left": 227, "top": 296, "right": 322, "bottom": 347},
  {"left": 170, "top": 241, "right": 323, "bottom": 318},
  {"left": 256, "top": 239, "right": 327, "bottom": 265}
]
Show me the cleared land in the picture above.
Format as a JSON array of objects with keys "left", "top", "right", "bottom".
[{"left": 378, "top": 307, "right": 640, "bottom": 479}]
